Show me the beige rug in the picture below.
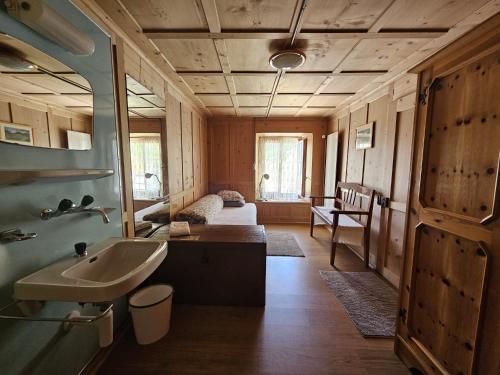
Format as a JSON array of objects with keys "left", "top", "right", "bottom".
[
  {"left": 319, "top": 271, "right": 398, "bottom": 337},
  {"left": 266, "top": 232, "right": 305, "bottom": 257}
]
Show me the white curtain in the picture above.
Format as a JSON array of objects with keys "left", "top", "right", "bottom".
[
  {"left": 130, "top": 136, "right": 162, "bottom": 199},
  {"left": 257, "top": 136, "right": 304, "bottom": 201}
]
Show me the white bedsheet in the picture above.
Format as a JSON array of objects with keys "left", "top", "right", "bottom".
[{"left": 210, "top": 203, "right": 257, "bottom": 225}]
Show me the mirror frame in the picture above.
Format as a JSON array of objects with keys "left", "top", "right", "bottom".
[{"left": 0, "top": 2, "right": 116, "bottom": 170}]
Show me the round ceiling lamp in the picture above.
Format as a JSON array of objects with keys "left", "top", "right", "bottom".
[{"left": 269, "top": 50, "right": 306, "bottom": 70}]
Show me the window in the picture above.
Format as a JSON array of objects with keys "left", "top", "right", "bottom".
[
  {"left": 256, "top": 135, "right": 306, "bottom": 201},
  {"left": 130, "top": 134, "right": 162, "bottom": 199}
]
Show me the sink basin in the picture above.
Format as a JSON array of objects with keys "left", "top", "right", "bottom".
[{"left": 14, "top": 238, "right": 167, "bottom": 303}]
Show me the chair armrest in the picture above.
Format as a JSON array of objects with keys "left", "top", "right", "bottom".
[
  {"left": 329, "top": 210, "right": 370, "bottom": 215},
  {"left": 309, "top": 196, "right": 336, "bottom": 199}
]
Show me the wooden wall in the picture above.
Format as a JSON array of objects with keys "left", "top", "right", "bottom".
[
  {"left": 208, "top": 117, "right": 255, "bottom": 201},
  {"left": 0, "top": 93, "right": 91, "bottom": 149},
  {"left": 208, "top": 117, "right": 327, "bottom": 224},
  {"left": 128, "top": 117, "right": 161, "bottom": 134},
  {"left": 122, "top": 43, "right": 208, "bottom": 227},
  {"left": 166, "top": 93, "right": 209, "bottom": 217},
  {"left": 328, "top": 74, "right": 418, "bottom": 286}
]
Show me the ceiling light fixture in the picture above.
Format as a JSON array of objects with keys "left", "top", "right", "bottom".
[
  {"left": 269, "top": 50, "right": 306, "bottom": 70},
  {"left": 5, "top": 0, "right": 95, "bottom": 56}
]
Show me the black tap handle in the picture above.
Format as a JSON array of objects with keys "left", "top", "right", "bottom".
[
  {"left": 58, "top": 199, "right": 73, "bottom": 212},
  {"left": 81, "top": 195, "right": 94, "bottom": 207},
  {"left": 74, "top": 242, "right": 87, "bottom": 256}
]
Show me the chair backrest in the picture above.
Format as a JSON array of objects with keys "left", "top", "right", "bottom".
[{"left": 335, "top": 182, "right": 376, "bottom": 226}]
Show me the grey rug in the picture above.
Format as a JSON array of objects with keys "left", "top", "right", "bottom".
[
  {"left": 319, "top": 271, "right": 398, "bottom": 337},
  {"left": 266, "top": 232, "right": 305, "bottom": 257}
]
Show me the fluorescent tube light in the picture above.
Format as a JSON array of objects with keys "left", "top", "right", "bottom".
[{"left": 5, "top": 0, "right": 95, "bottom": 56}]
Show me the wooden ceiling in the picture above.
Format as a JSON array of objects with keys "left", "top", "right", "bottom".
[
  {"left": 126, "top": 74, "right": 166, "bottom": 118},
  {"left": 97, "top": 0, "right": 496, "bottom": 117},
  {"left": 0, "top": 34, "right": 93, "bottom": 115}
]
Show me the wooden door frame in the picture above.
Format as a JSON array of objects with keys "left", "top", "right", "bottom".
[{"left": 113, "top": 38, "right": 135, "bottom": 237}]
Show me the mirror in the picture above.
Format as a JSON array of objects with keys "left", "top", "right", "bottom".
[
  {"left": 0, "top": 34, "right": 93, "bottom": 150},
  {"left": 125, "top": 74, "right": 169, "bottom": 235}
]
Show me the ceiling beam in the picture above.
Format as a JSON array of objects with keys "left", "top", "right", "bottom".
[
  {"left": 368, "top": 0, "right": 400, "bottom": 32},
  {"left": 296, "top": 35, "right": 362, "bottom": 116},
  {"left": 289, "top": 0, "right": 305, "bottom": 33},
  {"left": 333, "top": 0, "right": 500, "bottom": 114},
  {"left": 266, "top": 0, "right": 310, "bottom": 116},
  {"left": 76, "top": 0, "right": 209, "bottom": 114},
  {"left": 199, "top": 0, "right": 221, "bottom": 33},
  {"left": 265, "top": 70, "right": 285, "bottom": 117},
  {"left": 295, "top": 76, "right": 336, "bottom": 117},
  {"left": 300, "top": 30, "right": 446, "bottom": 39},
  {"left": 177, "top": 71, "right": 387, "bottom": 77},
  {"left": 199, "top": 0, "right": 240, "bottom": 115},
  {"left": 144, "top": 30, "right": 446, "bottom": 40},
  {"left": 193, "top": 92, "right": 353, "bottom": 96}
]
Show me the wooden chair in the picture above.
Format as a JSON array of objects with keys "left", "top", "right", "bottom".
[{"left": 309, "top": 182, "right": 375, "bottom": 268}]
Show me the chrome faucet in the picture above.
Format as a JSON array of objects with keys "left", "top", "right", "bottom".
[
  {"left": 0, "top": 228, "right": 38, "bottom": 243},
  {"left": 40, "top": 195, "right": 112, "bottom": 223}
]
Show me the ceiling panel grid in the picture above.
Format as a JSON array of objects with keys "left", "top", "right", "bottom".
[{"left": 100, "top": 0, "right": 499, "bottom": 117}]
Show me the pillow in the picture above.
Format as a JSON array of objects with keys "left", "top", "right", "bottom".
[
  {"left": 217, "top": 190, "right": 244, "bottom": 201},
  {"left": 223, "top": 199, "right": 245, "bottom": 207},
  {"left": 143, "top": 205, "right": 171, "bottom": 223},
  {"left": 175, "top": 194, "right": 223, "bottom": 224}
]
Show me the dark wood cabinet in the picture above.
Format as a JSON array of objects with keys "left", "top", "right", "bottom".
[{"left": 148, "top": 225, "right": 267, "bottom": 306}]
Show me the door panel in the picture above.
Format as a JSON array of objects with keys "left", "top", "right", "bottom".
[
  {"left": 408, "top": 224, "right": 488, "bottom": 375},
  {"left": 397, "top": 47, "right": 500, "bottom": 375},
  {"left": 421, "top": 52, "right": 500, "bottom": 223},
  {"left": 381, "top": 106, "right": 416, "bottom": 286}
]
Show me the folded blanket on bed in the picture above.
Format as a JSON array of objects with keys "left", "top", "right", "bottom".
[{"left": 142, "top": 205, "right": 170, "bottom": 223}]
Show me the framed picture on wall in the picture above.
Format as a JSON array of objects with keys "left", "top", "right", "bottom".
[
  {"left": 0, "top": 123, "right": 34, "bottom": 146},
  {"left": 67, "top": 130, "right": 92, "bottom": 150},
  {"left": 355, "top": 122, "right": 374, "bottom": 150}
]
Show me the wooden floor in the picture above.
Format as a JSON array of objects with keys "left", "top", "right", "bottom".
[{"left": 98, "top": 224, "right": 408, "bottom": 375}]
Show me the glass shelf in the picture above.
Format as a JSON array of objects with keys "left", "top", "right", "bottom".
[{"left": 0, "top": 169, "right": 114, "bottom": 186}]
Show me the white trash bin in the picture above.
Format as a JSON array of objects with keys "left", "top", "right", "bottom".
[{"left": 129, "top": 284, "right": 173, "bottom": 345}]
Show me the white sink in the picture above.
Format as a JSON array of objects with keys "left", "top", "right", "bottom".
[{"left": 14, "top": 238, "right": 167, "bottom": 303}]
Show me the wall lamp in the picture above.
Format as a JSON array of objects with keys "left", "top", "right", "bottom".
[
  {"left": 145, "top": 173, "right": 162, "bottom": 198},
  {"left": 5, "top": 0, "right": 95, "bottom": 56},
  {"left": 258, "top": 173, "right": 270, "bottom": 200}
]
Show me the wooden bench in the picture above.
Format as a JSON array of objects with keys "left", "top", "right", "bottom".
[{"left": 310, "top": 182, "right": 375, "bottom": 268}]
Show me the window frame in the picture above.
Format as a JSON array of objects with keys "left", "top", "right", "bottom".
[
  {"left": 255, "top": 132, "right": 312, "bottom": 202},
  {"left": 129, "top": 133, "right": 163, "bottom": 199}
]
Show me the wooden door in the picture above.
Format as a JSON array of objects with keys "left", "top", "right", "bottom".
[
  {"left": 379, "top": 100, "right": 416, "bottom": 287},
  {"left": 397, "top": 47, "right": 500, "bottom": 375}
]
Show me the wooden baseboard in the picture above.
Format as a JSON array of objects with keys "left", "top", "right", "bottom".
[
  {"left": 257, "top": 219, "right": 309, "bottom": 224},
  {"left": 79, "top": 319, "right": 131, "bottom": 375}
]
